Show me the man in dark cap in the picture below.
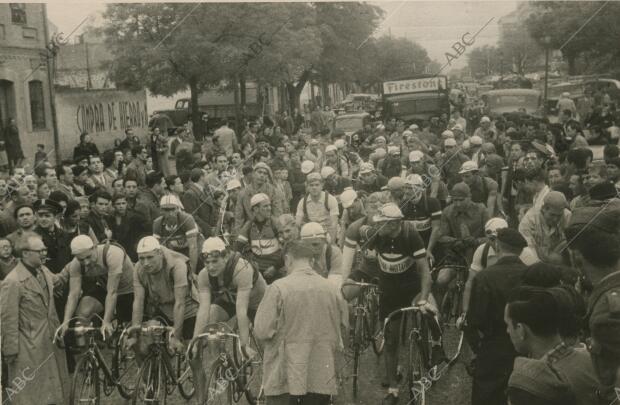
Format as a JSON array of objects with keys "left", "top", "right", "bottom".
[
  {"left": 565, "top": 202, "right": 620, "bottom": 403},
  {"left": 468, "top": 227, "right": 528, "bottom": 405},
  {"left": 33, "top": 199, "right": 72, "bottom": 275}
]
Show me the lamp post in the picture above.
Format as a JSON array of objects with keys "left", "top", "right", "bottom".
[
  {"left": 499, "top": 51, "right": 504, "bottom": 82},
  {"left": 543, "top": 35, "right": 551, "bottom": 111}
]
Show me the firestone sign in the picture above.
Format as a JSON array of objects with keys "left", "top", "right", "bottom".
[{"left": 383, "top": 77, "right": 448, "bottom": 95}]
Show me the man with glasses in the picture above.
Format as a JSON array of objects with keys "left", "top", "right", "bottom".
[
  {"left": 0, "top": 234, "right": 69, "bottom": 405},
  {"left": 61, "top": 235, "right": 134, "bottom": 338}
]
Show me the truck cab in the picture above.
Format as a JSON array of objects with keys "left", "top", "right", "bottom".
[{"left": 382, "top": 75, "right": 450, "bottom": 125}]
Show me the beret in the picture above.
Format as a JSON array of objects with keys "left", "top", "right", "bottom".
[{"left": 496, "top": 228, "right": 527, "bottom": 250}]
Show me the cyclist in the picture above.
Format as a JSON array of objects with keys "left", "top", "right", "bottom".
[
  {"left": 62, "top": 235, "right": 134, "bottom": 337},
  {"left": 401, "top": 174, "right": 442, "bottom": 262},
  {"left": 194, "top": 237, "right": 266, "bottom": 346},
  {"left": 128, "top": 236, "right": 198, "bottom": 354},
  {"left": 299, "top": 222, "right": 343, "bottom": 282},
  {"left": 236, "top": 193, "right": 284, "bottom": 283},
  {"left": 192, "top": 237, "right": 266, "bottom": 402},
  {"left": 295, "top": 172, "right": 339, "bottom": 241},
  {"left": 343, "top": 202, "right": 440, "bottom": 404}
]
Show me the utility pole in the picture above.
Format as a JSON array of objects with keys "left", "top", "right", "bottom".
[
  {"left": 85, "top": 38, "right": 92, "bottom": 89},
  {"left": 42, "top": 4, "right": 61, "bottom": 165}
]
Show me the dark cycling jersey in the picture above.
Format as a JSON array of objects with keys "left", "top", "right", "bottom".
[{"left": 401, "top": 196, "right": 442, "bottom": 247}]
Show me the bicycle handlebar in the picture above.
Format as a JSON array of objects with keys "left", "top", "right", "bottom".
[
  {"left": 186, "top": 323, "right": 243, "bottom": 361},
  {"left": 120, "top": 324, "right": 176, "bottom": 343},
  {"left": 340, "top": 280, "right": 379, "bottom": 295},
  {"left": 381, "top": 306, "right": 424, "bottom": 336}
]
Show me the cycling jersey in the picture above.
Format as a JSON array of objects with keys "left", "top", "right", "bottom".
[
  {"left": 236, "top": 218, "right": 283, "bottom": 281},
  {"left": 153, "top": 211, "right": 199, "bottom": 256},
  {"left": 366, "top": 221, "right": 427, "bottom": 275},
  {"left": 344, "top": 217, "right": 380, "bottom": 278},
  {"left": 401, "top": 196, "right": 442, "bottom": 247},
  {"left": 198, "top": 253, "right": 266, "bottom": 317}
]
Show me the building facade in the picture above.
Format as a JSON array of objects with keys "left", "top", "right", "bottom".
[{"left": 0, "top": 3, "right": 54, "bottom": 167}]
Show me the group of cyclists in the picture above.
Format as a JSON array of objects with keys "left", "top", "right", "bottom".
[{"left": 2, "top": 89, "right": 620, "bottom": 405}]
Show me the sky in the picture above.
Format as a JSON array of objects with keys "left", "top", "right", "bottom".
[{"left": 45, "top": 0, "right": 519, "bottom": 72}]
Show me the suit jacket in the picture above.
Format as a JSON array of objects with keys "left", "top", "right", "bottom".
[{"left": 181, "top": 183, "right": 216, "bottom": 237}]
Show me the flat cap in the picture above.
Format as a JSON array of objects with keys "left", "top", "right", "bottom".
[
  {"left": 451, "top": 182, "right": 471, "bottom": 198},
  {"left": 589, "top": 181, "right": 618, "bottom": 201}
]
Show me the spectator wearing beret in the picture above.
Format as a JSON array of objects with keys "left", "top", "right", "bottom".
[{"left": 468, "top": 227, "right": 528, "bottom": 405}]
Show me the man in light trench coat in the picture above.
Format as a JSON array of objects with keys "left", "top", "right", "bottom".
[{"left": 0, "top": 234, "right": 69, "bottom": 404}]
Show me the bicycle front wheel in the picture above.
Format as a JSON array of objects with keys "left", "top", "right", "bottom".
[
  {"left": 70, "top": 355, "right": 101, "bottom": 405},
  {"left": 133, "top": 354, "right": 167, "bottom": 405},
  {"left": 352, "top": 313, "right": 364, "bottom": 398},
  {"left": 368, "top": 296, "right": 384, "bottom": 356},
  {"left": 206, "top": 358, "right": 234, "bottom": 405},
  {"left": 176, "top": 353, "right": 196, "bottom": 400},
  {"left": 243, "top": 332, "right": 264, "bottom": 405},
  {"left": 113, "top": 336, "right": 140, "bottom": 399},
  {"left": 407, "top": 332, "right": 427, "bottom": 405}
]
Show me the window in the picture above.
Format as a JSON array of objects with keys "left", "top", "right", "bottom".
[
  {"left": 29, "top": 80, "right": 45, "bottom": 130},
  {"left": 9, "top": 4, "right": 26, "bottom": 25}
]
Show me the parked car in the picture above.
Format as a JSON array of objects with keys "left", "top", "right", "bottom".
[{"left": 482, "top": 88, "right": 543, "bottom": 121}]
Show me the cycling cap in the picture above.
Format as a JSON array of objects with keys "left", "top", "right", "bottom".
[
  {"left": 409, "top": 150, "right": 424, "bottom": 162},
  {"left": 405, "top": 174, "right": 425, "bottom": 187},
  {"left": 334, "top": 139, "right": 346, "bottom": 149},
  {"left": 452, "top": 124, "right": 463, "bottom": 131},
  {"left": 459, "top": 161, "right": 479, "bottom": 174},
  {"left": 325, "top": 145, "right": 337, "bottom": 153},
  {"left": 375, "top": 136, "right": 386, "bottom": 143},
  {"left": 70, "top": 235, "right": 94, "bottom": 255},
  {"left": 358, "top": 162, "right": 374, "bottom": 175},
  {"left": 202, "top": 237, "right": 227, "bottom": 255},
  {"left": 250, "top": 193, "right": 270, "bottom": 207},
  {"left": 373, "top": 203, "right": 404, "bottom": 222},
  {"left": 160, "top": 194, "right": 183, "bottom": 209},
  {"left": 387, "top": 177, "right": 405, "bottom": 191},
  {"left": 480, "top": 116, "right": 491, "bottom": 123},
  {"left": 300, "top": 222, "right": 327, "bottom": 240},
  {"left": 320, "top": 166, "right": 336, "bottom": 179},
  {"left": 470, "top": 135, "right": 483, "bottom": 145},
  {"left": 444, "top": 138, "right": 457, "bottom": 147},
  {"left": 309, "top": 139, "right": 319, "bottom": 146},
  {"left": 374, "top": 148, "right": 386, "bottom": 159},
  {"left": 409, "top": 124, "right": 419, "bottom": 130},
  {"left": 388, "top": 146, "right": 400, "bottom": 155},
  {"left": 306, "top": 172, "right": 322, "bottom": 183},
  {"left": 462, "top": 140, "right": 471, "bottom": 150},
  {"left": 340, "top": 189, "right": 358, "bottom": 209},
  {"left": 136, "top": 236, "right": 161, "bottom": 254},
  {"left": 226, "top": 179, "right": 241, "bottom": 191},
  {"left": 301, "top": 160, "right": 315, "bottom": 175},
  {"left": 402, "top": 130, "right": 414, "bottom": 137},
  {"left": 441, "top": 130, "right": 455, "bottom": 139},
  {"left": 485, "top": 217, "right": 508, "bottom": 234}
]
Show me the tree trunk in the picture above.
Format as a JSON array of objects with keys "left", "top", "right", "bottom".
[
  {"left": 321, "top": 79, "right": 330, "bottom": 107},
  {"left": 310, "top": 81, "right": 316, "bottom": 109},
  {"left": 286, "top": 69, "right": 312, "bottom": 112},
  {"left": 189, "top": 78, "right": 201, "bottom": 140},
  {"left": 239, "top": 76, "right": 246, "bottom": 107},
  {"left": 567, "top": 54, "right": 577, "bottom": 76},
  {"left": 233, "top": 75, "right": 242, "bottom": 135}
]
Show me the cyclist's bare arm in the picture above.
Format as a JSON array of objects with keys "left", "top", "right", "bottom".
[
  {"left": 235, "top": 290, "right": 252, "bottom": 347},
  {"left": 63, "top": 267, "right": 82, "bottom": 323},
  {"left": 173, "top": 284, "right": 188, "bottom": 340},
  {"left": 427, "top": 218, "right": 441, "bottom": 254},
  {"left": 340, "top": 244, "right": 356, "bottom": 283},
  {"left": 188, "top": 234, "right": 199, "bottom": 274},
  {"left": 131, "top": 277, "right": 146, "bottom": 328},
  {"left": 103, "top": 273, "right": 121, "bottom": 325},
  {"left": 193, "top": 289, "right": 212, "bottom": 339},
  {"left": 416, "top": 256, "right": 432, "bottom": 302}
]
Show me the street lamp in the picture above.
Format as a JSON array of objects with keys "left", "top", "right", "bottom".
[
  {"left": 499, "top": 51, "right": 504, "bottom": 82},
  {"left": 543, "top": 35, "right": 551, "bottom": 110}
]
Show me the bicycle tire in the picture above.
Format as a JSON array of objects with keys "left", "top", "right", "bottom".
[
  {"left": 206, "top": 358, "right": 234, "bottom": 405},
  {"left": 133, "top": 354, "right": 167, "bottom": 405},
  {"left": 440, "top": 286, "right": 465, "bottom": 364},
  {"left": 407, "top": 330, "right": 427, "bottom": 405},
  {"left": 112, "top": 336, "right": 139, "bottom": 399},
  {"left": 70, "top": 355, "right": 101, "bottom": 405},
  {"left": 352, "top": 313, "right": 364, "bottom": 398},
  {"left": 368, "top": 294, "right": 384, "bottom": 356},
  {"left": 176, "top": 353, "right": 196, "bottom": 400},
  {"left": 243, "top": 332, "right": 264, "bottom": 405}
]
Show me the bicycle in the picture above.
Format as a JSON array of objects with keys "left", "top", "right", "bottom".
[
  {"left": 187, "top": 322, "right": 263, "bottom": 405},
  {"left": 52, "top": 319, "right": 140, "bottom": 404},
  {"left": 340, "top": 280, "right": 382, "bottom": 398},
  {"left": 383, "top": 306, "right": 436, "bottom": 405},
  {"left": 127, "top": 322, "right": 196, "bottom": 404},
  {"left": 431, "top": 245, "right": 469, "bottom": 364}
]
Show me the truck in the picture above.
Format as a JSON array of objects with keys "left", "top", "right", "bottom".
[
  {"left": 381, "top": 75, "right": 451, "bottom": 125},
  {"left": 151, "top": 82, "right": 267, "bottom": 134}
]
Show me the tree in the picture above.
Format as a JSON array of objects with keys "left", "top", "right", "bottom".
[
  {"left": 354, "top": 36, "right": 431, "bottom": 89},
  {"left": 466, "top": 45, "right": 502, "bottom": 78},
  {"left": 525, "top": 1, "right": 619, "bottom": 75},
  {"left": 498, "top": 20, "right": 543, "bottom": 75}
]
